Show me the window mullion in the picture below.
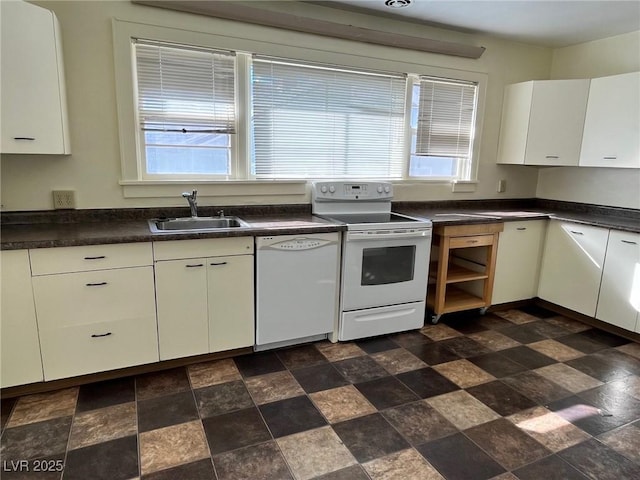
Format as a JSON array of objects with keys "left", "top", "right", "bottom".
[{"left": 234, "top": 52, "right": 251, "bottom": 180}]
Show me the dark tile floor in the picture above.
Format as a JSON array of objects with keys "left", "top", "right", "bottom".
[{"left": 2, "top": 307, "right": 640, "bottom": 479}]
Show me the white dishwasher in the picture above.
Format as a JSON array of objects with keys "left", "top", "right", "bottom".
[{"left": 256, "top": 232, "right": 340, "bottom": 350}]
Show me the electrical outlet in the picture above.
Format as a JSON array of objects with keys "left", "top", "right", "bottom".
[
  {"left": 52, "top": 190, "right": 77, "bottom": 209},
  {"left": 497, "top": 179, "right": 507, "bottom": 193}
]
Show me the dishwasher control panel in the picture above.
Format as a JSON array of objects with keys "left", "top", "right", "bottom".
[{"left": 267, "top": 238, "right": 332, "bottom": 250}]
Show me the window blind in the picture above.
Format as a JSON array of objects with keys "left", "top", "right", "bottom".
[
  {"left": 251, "top": 58, "right": 407, "bottom": 179},
  {"left": 414, "top": 77, "right": 477, "bottom": 159},
  {"left": 134, "top": 39, "right": 236, "bottom": 134}
]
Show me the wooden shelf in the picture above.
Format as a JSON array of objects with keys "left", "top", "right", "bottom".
[
  {"left": 445, "top": 264, "right": 488, "bottom": 284},
  {"left": 428, "top": 286, "right": 486, "bottom": 313}
]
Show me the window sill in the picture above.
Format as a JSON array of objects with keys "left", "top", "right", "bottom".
[{"left": 119, "top": 180, "right": 307, "bottom": 198}]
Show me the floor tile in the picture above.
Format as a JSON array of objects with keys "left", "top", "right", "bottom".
[
  {"left": 76, "top": 377, "right": 135, "bottom": 413},
  {"left": 202, "top": 407, "right": 271, "bottom": 455},
  {"left": 276, "top": 345, "right": 328, "bottom": 370},
  {"left": 406, "top": 342, "right": 461, "bottom": 365},
  {"left": 466, "top": 380, "right": 537, "bottom": 416},
  {"left": 545, "top": 316, "right": 591, "bottom": 333},
  {"left": 187, "top": 358, "right": 241, "bottom": 389},
  {"left": 498, "top": 323, "right": 548, "bottom": 344},
  {"left": 233, "top": 351, "right": 286, "bottom": 378},
  {"left": 64, "top": 435, "right": 138, "bottom": 480},
  {"left": 546, "top": 394, "right": 628, "bottom": 436},
  {"left": 598, "top": 422, "right": 640, "bottom": 463},
  {"left": 370, "top": 348, "right": 427, "bottom": 374},
  {"left": 259, "top": 395, "right": 327, "bottom": 438},
  {"left": 355, "top": 337, "right": 399, "bottom": 354},
  {"left": 426, "top": 390, "right": 500, "bottom": 430},
  {"left": 518, "top": 304, "right": 558, "bottom": 319},
  {"left": 396, "top": 367, "right": 459, "bottom": 399},
  {"left": 290, "top": 363, "right": 349, "bottom": 393},
  {"left": 433, "top": 359, "right": 496, "bottom": 388},
  {"left": 566, "top": 354, "right": 632, "bottom": 382},
  {"left": 476, "top": 313, "right": 516, "bottom": 329},
  {"left": 213, "top": 441, "right": 292, "bottom": 480},
  {"left": 502, "top": 371, "right": 573, "bottom": 404},
  {"left": 608, "top": 374, "right": 640, "bottom": 400},
  {"left": 512, "top": 454, "right": 589, "bottom": 480},
  {"left": 595, "top": 348, "right": 640, "bottom": 376},
  {"left": 437, "top": 336, "right": 491, "bottom": 358},
  {"left": 527, "top": 339, "right": 584, "bottom": 362},
  {"left": 468, "top": 330, "right": 522, "bottom": 351},
  {"left": 507, "top": 406, "right": 590, "bottom": 452},
  {"left": 498, "top": 346, "right": 557, "bottom": 369},
  {"left": 141, "top": 458, "right": 215, "bottom": 480},
  {"left": 468, "top": 352, "right": 528, "bottom": 378},
  {"left": 578, "top": 329, "right": 630, "bottom": 348},
  {"left": 441, "top": 311, "right": 489, "bottom": 334},
  {"left": 383, "top": 401, "right": 458, "bottom": 445},
  {"left": 310, "top": 385, "right": 376, "bottom": 423},
  {"left": 314, "top": 464, "right": 369, "bottom": 480},
  {"left": 277, "top": 426, "right": 356, "bottom": 479},
  {"left": 577, "top": 383, "right": 640, "bottom": 426},
  {"left": 138, "top": 390, "right": 199, "bottom": 432},
  {"left": 535, "top": 363, "right": 603, "bottom": 393},
  {"left": 136, "top": 367, "right": 191, "bottom": 401},
  {"left": 332, "top": 355, "right": 389, "bottom": 383},
  {"left": 333, "top": 413, "right": 409, "bottom": 463},
  {"left": 1, "top": 397, "right": 16, "bottom": 433},
  {"left": 139, "top": 420, "right": 209, "bottom": 475},
  {"left": 69, "top": 402, "right": 136, "bottom": 450},
  {"left": 555, "top": 332, "right": 611, "bottom": 354},
  {"left": 7, "top": 388, "right": 77, "bottom": 427},
  {"left": 315, "top": 342, "right": 366, "bottom": 362},
  {"left": 616, "top": 341, "right": 640, "bottom": 359},
  {"left": 363, "top": 448, "right": 444, "bottom": 480},
  {"left": 388, "top": 330, "right": 431, "bottom": 348},
  {"left": 527, "top": 320, "right": 571, "bottom": 338},
  {"left": 559, "top": 438, "right": 640, "bottom": 480},
  {"left": 417, "top": 432, "right": 505, "bottom": 480},
  {"left": 194, "top": 379, "right": 254, "bottom": 418},
  {"left": 245, "top": 370, "right": 305, "bottom": 405},
  {"left": 464, "top": 418, "right": 551, "bottom": 470},
  {"left": 493, "top": 309, "right": 539, "bottom": 324},
  {"left": 354, "top": 376, "right": 419, "bottom": 410},
  {"left": 1, "top": 416, "right": 72, "bottom": 461},
  {"left": 420, "top": 323, "right": 463, "bottom": 341}
]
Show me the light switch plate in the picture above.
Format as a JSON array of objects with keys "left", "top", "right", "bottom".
[
  {"left": 497, "top": 179, "right": 507, "bottom": 193},
  {"left": 52, "top": 190, "right": 77, "bottom": 209}
]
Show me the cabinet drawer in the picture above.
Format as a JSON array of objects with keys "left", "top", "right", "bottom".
[
  {"left": 449, "top": 235, "right": 494, "bottom": 249},
  {"left": 39, "top": 315, "right": 159, "bottom": 381},
  {"left": 30, "top": 243, "right": 153, "bottom": 275},
  {"left": 153, "top": 237, "right": 253, "bottom": 261},
  {"left": 32, "top": 266, "right": 156, "bottom": 329}
]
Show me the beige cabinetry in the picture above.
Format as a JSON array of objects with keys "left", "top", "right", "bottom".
[
  {"left": 538, "top": 221, "right": 609, "bottom": 317},
  {"left": 497, "top": 79, "right": 590, "bottom": 166},
  {"left": 492, "top": 220, "right": 547, "bottom": 305},
  {"left": 580, "top": 72, "right": 640, "bottom": 168},
  {"left": 153, "top": 237, "right": 254, "bottom": 360},
  {"left": 30, "top": 243, "right": 158, "bottom": 380},
  {"left": 596, "top": 230, "right": 640, "bottom": 332},
  {"left": 0, "top": 250, "right": 43, "bottom": 388},
  {"left": 0, "top": 0, "right": 70, "bottom": 154}
]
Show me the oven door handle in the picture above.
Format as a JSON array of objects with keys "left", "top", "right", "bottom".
[{"left": 347, "top": 230, "right": 431, "bottom": 241}]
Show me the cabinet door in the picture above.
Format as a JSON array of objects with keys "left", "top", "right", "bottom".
[
  {"left": 208, "top": 255, "right": 254, "bottom": 352},
  {"left": 580, "top": 72, "right": 640, "bottom": 168},
  {"left": 596, "top": 231, "right": 640, "bottom": 330},
  {"left": 155, "top": 259, "right": 209, "bottom": 360},
  {"left": 492, "top": 220, "right": 547, "bottom": 305},
  {"left": 0, "top": 0, "right": 69, "bottom": 154},
  {"left": 0, "top": 250, "right": 43, "bottom": 387},
  {"left": 538, "top": 221, "right": 609, "bottom": 316}
]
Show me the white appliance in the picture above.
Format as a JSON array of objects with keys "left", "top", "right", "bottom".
[
  {"left": 312, "top": 181, "right": 432, "bottom": 341},
  {"left": 255, "top": 233, "right": 340, "bottom": 350}
]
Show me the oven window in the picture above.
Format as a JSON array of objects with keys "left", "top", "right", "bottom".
[{"left": 361, "top": 246, "right": 416, "bottom": 285}]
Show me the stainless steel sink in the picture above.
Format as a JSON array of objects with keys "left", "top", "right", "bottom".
[{"left": 148, "top": 216, "right": 251, "bottom": 233}]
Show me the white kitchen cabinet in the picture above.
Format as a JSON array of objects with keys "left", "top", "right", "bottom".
[
  {"left": 30, "top": 243, "right": 158, "bottom": 380},
  {"left": 497, "top": 79, "right": 590, "bottom": 166},
  {"left": 492, "top": 220, "right": 547, "bottom": 305},
  {"left": 0, "top": 250, "right": 44, "bottom": 388},
  {"left": 580, "top": 72, "right": 640, "bottom": 168},
  {"left": 153, "top": 237, "right": 254, "bottom": 360},
  {"left": 538, "top": 220, "right": 609, "bottom": 317},
  {"left": 0, "top": 0, "right": 70, "bottom": 154},
  {"left": 596, "top": 230, "right": 640, "bottom": 331}
]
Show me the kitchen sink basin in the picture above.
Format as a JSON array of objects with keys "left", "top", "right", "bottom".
[{"left": 148, "top": 216, "right": 251, "bottom": 233}]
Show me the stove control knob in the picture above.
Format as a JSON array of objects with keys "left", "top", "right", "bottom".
[
  {"left": 329, "top": 185, "right": 336, "bottom": 193},
  {"left": 384, "top": 185, "right": 391, "bottom": 193},
  {"left": 320, "top": 185, "right": 328, "bottom": 193},
  {"left": 377, "top": 185, "right": 383, "bottom": 193}
]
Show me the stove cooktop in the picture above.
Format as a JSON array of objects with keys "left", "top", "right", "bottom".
[{"left": 320, "top": 212, "right": 423, "bottom": 225}]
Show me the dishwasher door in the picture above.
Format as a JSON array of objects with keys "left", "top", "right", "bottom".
[{"left": 256, "top": 233, "right": 340, "bottom": 347}]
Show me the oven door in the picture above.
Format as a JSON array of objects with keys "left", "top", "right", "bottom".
[{"left": 341, "top": 229, "right": 431, "bottom": 311}]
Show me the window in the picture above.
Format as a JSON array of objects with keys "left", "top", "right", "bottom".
[
  {"left": 251, "top": 58, "right": 407, "bottom": 179},
  {"left": 134, "top": 40, "right": 236, "bottom": 178}
]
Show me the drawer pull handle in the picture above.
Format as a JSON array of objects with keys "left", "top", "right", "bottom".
[
  {"left": 14, "top": 137, "right": 36, "bottom": 141},
  {"left": 516, "top": 227, "right": 527, "bottom": 231},
  {"left": 621, "top": 240, "right": 638, "bottom": 245},
  {"left": 545, "top": 155, "right": 559, "bottom": 159},
  {"left": 84, "top": 256, "right": 106, "bottom": 260},
  {"left": 603, "top": 156, "right": 617, "bottom": 160},
  {"left": 91, "top": 332, "right": 112, "bottom": 338},
  {"left": 185, "top": 264, "right": 204, "bottom": 268},
  {"left": 467, "top": 240, "right": 479, "bottom": 244},
  {"left": 570, "top": 231, "right": 584, "bottom": 235},
  {"left": 86, "top": 282, "right": 108, "bottom": 287},
  {"left": 210, "top": 261, "right": 228, "bottom": 266}
]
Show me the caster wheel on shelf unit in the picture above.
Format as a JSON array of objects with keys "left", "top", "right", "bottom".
[
  {"left": 430, "top": 314, "right": 441, "bottom": 325},
  {"left": 479, "top": 307, "right": 488, "bottom": 315}
]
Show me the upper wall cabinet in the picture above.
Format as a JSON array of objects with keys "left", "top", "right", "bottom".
[
  {"left": 0, "top": 0, "right": 70, "bottom": 154},
  {"left": 579, "top": 72, "right": 640, "bottom": 169},
  {"left": 497, "top": 79, "right": 590, "bottom": 166}
]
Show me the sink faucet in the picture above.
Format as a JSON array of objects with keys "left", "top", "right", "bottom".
[{"left": 182, "top": 190, "right": 198, "bottom": 217}]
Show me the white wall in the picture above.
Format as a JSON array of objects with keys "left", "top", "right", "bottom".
[
  {"left": 0, "top": 0, "right": 552, "bottom": 211},
  {"left": 537, "top": 31, "right": 640, "bottom": 209}
]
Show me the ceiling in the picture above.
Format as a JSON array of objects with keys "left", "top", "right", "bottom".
[{"left": 313, "top": 0, "right": 640, "bottom": 48}]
